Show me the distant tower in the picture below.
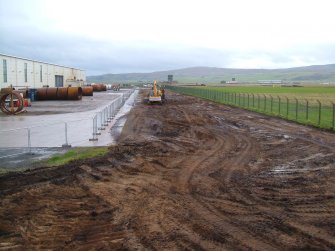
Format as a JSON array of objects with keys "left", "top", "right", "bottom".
[{"left": 168, "top": 75, "right": 173, "bottom": 83}]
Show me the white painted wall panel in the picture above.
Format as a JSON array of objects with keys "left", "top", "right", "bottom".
[{"left": 0, "top": 54, "right": 86, "bottom": 89}]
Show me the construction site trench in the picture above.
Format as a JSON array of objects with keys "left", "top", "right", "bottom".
[{"left": 0, "top": 90, "right": 335, "bottom": 250}]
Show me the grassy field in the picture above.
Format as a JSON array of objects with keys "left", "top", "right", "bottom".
[
  {"left": 204, "top": 85, "right": 335, "bottom": 105},
  {"left": 167, "top": 85, "right": 335, "bottom": 130},
  {"left": 205, "top": 85, "right": 335, "bottom": 94}
]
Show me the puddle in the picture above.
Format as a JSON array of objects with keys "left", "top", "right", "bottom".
[
  {"left": 0, "top": 147, "right": 67, "bottom": 171},
  {"left": 75, "top": 89, "right": 139, "bottom": 147},
  {"left": 270, "top": 164, "right": 332, "bottom": 175},
  {"left": 269, "top": 153, "right": 334, "bottom": 175}
]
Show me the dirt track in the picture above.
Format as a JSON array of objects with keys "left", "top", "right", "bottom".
[{"left": 1, "top": 91, "right": 335, "bottom": 250}]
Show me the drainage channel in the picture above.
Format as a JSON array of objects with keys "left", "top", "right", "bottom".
[{"left": 77, "top": 88, "right": 139, "bottom": 146}]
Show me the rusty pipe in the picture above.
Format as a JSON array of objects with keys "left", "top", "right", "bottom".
[
  {"left": 36, "top": 87, "right": 82, "bottom": 101},
  {"left": 82, "top": 86, "right": 94, "bottom": 96},
  {"left": 92, "top": 84, "right": 107, "bottom": 92},
  {"left": 57, "top": 87, "right": 68, "bottom": 100},
  {"left": 67, "top": 87, "right": 82, "bottom": 100},
  {"left": 0, "top": 90, "right": 25, "bottom": 115}
]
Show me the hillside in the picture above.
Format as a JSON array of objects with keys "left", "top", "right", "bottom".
[{"left": 87, "top": 64, "right": 335, "bottom": 84}]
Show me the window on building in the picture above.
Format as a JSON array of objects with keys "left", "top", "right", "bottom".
[
  {"left": 24, "top": 63, "right": 27, "bottom": 82},
  {"left": 3, "top": 59, "right": 7, "bottom": 83},
  {"left": 40, "top": 65, "right": 42, "bottom": 82}
]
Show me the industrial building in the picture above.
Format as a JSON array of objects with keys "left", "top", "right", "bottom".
[
  {"left": 258, "top": 80, "right": 283, "bottom": 84},
  {"left": 0, "top": 53, "right": 86, "bottom": 89}
]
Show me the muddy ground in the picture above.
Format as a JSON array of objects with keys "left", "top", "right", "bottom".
[{"left": 0, "top": 91, "right": 335, "bottom": 250}]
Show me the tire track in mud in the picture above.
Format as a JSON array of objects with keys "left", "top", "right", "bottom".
[
  {"left": 147, "top": 103, "right": 279, "bottom": 249},
  {"left": 202, "top": 101, "right": 335, "bottom": 249},
  {"left": 1, "top": 91, "right": 335, "bottom": 250},
  {"left": 149, "top": 96, "right": 335, "bottom": 249}
]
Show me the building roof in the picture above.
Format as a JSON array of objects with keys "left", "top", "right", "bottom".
[{"left": 0, "top": 53, "right": 85, "bottom": 71}]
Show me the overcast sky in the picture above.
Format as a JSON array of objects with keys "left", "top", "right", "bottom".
[{"left": 1, "top": 0, "right": 335, "bottom": 75}]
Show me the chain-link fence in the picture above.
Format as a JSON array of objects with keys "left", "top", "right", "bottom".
[{"left": 167, "top": 86, "right": 335, "bottom": 130}]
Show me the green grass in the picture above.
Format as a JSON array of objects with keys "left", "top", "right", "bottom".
[
  {"left": 46, "top": 147, "right": 109, "bottom": 166},
  {"left": 203, "top": 86, "right": 335, "bottom": 94},
  {"left": 167, "top": 86, "right": 335, "bottom": 131},
  {"left": 204, "top": 86, "right": 335, "bottom": 105}
]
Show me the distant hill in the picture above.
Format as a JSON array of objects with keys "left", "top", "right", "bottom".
[{"left": 87, "top": 64, "right": 335, "bottom": 84}]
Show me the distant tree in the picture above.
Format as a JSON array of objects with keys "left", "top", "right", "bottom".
[{"left": 220, "top": 80, "right": 226, "bottom": 84}]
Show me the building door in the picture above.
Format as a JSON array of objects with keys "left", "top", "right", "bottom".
[{"left": 55, "top": 75, "right": 64, "bottom": 87}]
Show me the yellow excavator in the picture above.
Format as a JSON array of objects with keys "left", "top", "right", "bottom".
[{"left": 148, "top": 80, "right": 165, "bottom": 104}]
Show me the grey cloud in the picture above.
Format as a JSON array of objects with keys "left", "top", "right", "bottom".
[
  {"left": 0, "top": 22, "right": 234, "bottom": 75},
  {"left": 1, "top": 1, "right": 335, "bottom": 76}
]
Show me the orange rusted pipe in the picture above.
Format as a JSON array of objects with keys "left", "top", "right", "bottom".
[
  {"left": 82, "top": 86, "right": 93, "bottom": 96},
  {"left": 92, "top": 84, "right": 107, "bottom": 92},
  {"left": 67, "top": 87, "right": 82, "bottom": 100},
  {"left": 0, "top": 90, "right": 25, "bottom": 115},
  {"left": 36, "top": 88, "right": 48, "bottom": 100},
  {"left": 57, "top": 87, "right": 68, "bottom": 100},
  {"left": 36, "top": 87, "right": 82, "bottom": 101}
]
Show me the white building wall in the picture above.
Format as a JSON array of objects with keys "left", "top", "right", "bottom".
[
  {"left": 0, "top": 54, "right": 86, "bottom": 89},
  {"left": 16, "top": 59, "right": 25, "bottom": 86}
]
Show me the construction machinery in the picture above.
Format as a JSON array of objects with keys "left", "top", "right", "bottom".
[{"left": 148, "top": 80, "right": 165, "bottom": 104}]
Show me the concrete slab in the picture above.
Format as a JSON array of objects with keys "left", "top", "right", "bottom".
[{"left": 0, "top": 89, "right": 138, "bottom": 155}]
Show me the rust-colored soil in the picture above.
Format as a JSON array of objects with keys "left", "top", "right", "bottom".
[{"left": 1, "top": 91, "right": 335, "bottom": 250}]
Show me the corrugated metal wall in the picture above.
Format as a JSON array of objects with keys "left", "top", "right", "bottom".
[{"left": 0, "top": 54, "right": 86, "bottom": 89}]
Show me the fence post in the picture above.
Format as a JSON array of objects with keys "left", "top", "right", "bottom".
[
  {"left": 263, "top": 94, "right": 266, "bottom": 111},
  {"left": 333, "top": 102, "right": 335, "bottom": 130},
  {"left": 27, "top": 128, "right": 31, "bottom": 153},
  {"left": 295, "top": 98, "right": 298, "bottom": 121},
  {"left": 270, "top": 95, "right": 273, "bottom": 113},
  {"left": 62, "top": 122, "right": 71, "bottom": 147},
  {"left": 104, "top": 107, "right": 108, "bottom": 126},
  {"left": 306, "top": 99, "right": 309, "bottom": 121},
  {"left": 247, "top": 94, "right": 250, "bottom": 108},
  {"left": 252, "top": 94, "right": 255, "bottom": 108},
  {"left": 99, "top": 111, "right": 105, "bottom": 130},
  {"left": 317, "top": 100, "right": 321, "bottom": 126},
  {"left": 107, "top": 104, "right": 112, "bottom": 122},
  {"left": 238, "top": 93, "right": 241, "bottom": 106},
  {"left": 257, "top": 94, "right": 260, "bottom": 110},
  {"left": 234, "top": 93, "right": 237, "bottom": 104},
  {"left": 286, "top": 97, "right": 289, "bottom": 118},
  {"left": 89, "top": 115, "right": 99, "bottom": 141},
  {"left": 242, "top": 93, "right": 245, "bottom": 107},
  {"left": 278, "top": 96, "right": 281, "bottom": 115}
]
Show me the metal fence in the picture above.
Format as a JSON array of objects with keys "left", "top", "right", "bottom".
[
  {"left": 0, "top": 90, "right": 134, "bottom": 157},
  {"left": 167, "top": 86, "right": 335, "bottom": 130}
]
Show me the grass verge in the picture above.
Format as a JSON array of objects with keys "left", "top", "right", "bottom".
[{"left": 46, "top": 147, "right": 109, "bottom": 167}]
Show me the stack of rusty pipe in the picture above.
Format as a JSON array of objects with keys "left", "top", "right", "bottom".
[
  {"left": 36, "top": 87, "right": 82, "bottom": 100},
  {"left": 91, "top": 84, "right": 107, "bottom": 92}
]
